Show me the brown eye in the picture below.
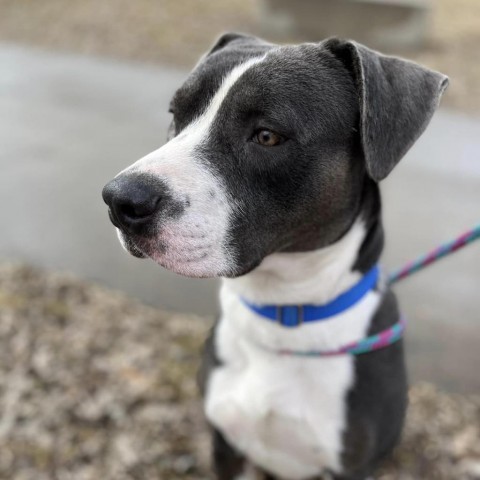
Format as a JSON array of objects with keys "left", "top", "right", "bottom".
[{"left": 253, "top": 129, "right": 283, "bottom": 147}]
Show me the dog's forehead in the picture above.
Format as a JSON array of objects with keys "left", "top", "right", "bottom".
[{"left": 172, "top": 42, "right": 353, "bottom": 126}]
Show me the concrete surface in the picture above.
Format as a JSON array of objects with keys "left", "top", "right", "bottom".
[{"left": 0, "top": 44, "right": 479, "bottom": 392}]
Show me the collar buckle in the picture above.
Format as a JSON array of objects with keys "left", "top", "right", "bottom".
[{"left": 277, "top": 305, "right": 304, "bottom": 328}]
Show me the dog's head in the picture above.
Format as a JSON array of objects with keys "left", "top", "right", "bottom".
[{"left": 102, "top": 34, "right": 448, "bottom": 278}]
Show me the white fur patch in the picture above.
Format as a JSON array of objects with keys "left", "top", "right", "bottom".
[
  {"left": 115, "top": 56, "right": 266, "bottom": 277},
  {"left": 205, "top": 221, "right": 382, "bottom": 479}
]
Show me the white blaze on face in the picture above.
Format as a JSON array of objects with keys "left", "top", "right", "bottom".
[{"left": 115, "top": 56, "right": 266, "bottom": 278}]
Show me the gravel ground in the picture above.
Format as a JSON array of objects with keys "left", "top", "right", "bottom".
[
  {"left": 0, "top": 262, "right": 479, "bottom": 480},
  {"left": 0, "top": 0, "right": 479, "bottom": 113}
]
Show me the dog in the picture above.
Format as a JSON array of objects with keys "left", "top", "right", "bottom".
[{"left": 102, "top": 33, "right": 448, "bottom": 480}]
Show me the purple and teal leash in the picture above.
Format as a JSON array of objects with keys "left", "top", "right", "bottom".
[
  {"left": 278, "top": 224, "right": 480, "bottom": 357},
  {"left": 387, "top": 223, "right": 480, "bottom": 285},
  {"left": 278, "top": 317, "right": 407, "bottom": 357}
]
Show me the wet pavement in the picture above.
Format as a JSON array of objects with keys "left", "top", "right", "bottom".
[{"left": 0, "top": 44, "right": 479, "bottom": 392}]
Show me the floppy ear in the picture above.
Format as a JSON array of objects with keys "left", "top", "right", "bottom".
[{"left": 324, "top": 38, "right": 449, "bottom": 181}]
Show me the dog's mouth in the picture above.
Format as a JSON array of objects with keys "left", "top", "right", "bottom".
[{"left": 115, "top": 224, "right": 231, "bottom": 278}]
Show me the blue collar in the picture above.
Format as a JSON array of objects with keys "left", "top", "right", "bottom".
[{"left": 241, "top": 265, "right": 380, "bottom": 328}]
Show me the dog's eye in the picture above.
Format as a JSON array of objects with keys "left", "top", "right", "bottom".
[{"left": 253, "top": 129, "right": 284, "bottom": 147}]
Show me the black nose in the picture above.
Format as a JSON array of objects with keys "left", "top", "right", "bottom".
[{"left": 102, "top": 173, "right": 165, "bottom": 233}]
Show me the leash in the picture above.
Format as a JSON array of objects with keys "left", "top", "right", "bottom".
[
  {"left": 277, "top": 317, "right": 407, "bottom": 357},
  {"left": 388, "top": 223, "right": 480, "bottom": 285},
  {"left": 243, "top": 224, "right": 480, "bottom": 357}
]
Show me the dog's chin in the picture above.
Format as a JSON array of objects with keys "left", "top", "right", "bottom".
[
  {"left": 150, "top": 256, "right": 224, "bottom": 278},
  {"left": 116, "top": 228, "right": 267, "bottom": 279},
  {"left": 149, "top": 249, "right": 266, "bottom": 279},
  {"left": 116, "top": 229, "right": 234, "bottom": 279}
]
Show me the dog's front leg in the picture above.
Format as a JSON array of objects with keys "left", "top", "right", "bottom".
[
  {"left": 212, "top": 428, "right": 250, "bottom": 479},
  {"left": 212, "top": 428, "right": 285, "bottom": 480}
]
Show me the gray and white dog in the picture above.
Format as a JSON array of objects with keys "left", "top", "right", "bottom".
[{"left": 102, "top": 34, "right": 448, "bottom": 480}]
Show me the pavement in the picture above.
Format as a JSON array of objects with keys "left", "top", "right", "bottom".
[{"left": 0, "top": 44, "right": 479, "bottom": 392}]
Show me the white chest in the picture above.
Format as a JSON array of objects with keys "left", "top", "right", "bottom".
[{"left": 205, "top": 328, "right": 354, "bottom": 479}]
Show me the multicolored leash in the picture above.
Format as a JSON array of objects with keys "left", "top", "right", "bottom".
[
  {"left": 388, "top": 223, "right": 480, "bottom": 285},
  {"left": 278, "top": 317, "right": 407, "bottom": 357},
  {"left": 277, "top": 224, "right": 480, "bottom": 357}
]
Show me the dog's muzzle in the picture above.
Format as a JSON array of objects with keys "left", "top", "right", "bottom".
[{"left": 102, "top": 164, "right": 233, "bottom": 278}]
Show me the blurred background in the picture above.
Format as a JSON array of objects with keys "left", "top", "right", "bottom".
[{"left": 0, "top": 1, "right": 479, "bottom": 479}]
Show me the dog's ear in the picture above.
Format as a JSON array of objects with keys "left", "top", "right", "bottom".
[
  {"left": 324, "top": 38, "right": 449, "bottom": 181},
  {"left": 207, "top": 32, "right": 257, "bottom": 56}
]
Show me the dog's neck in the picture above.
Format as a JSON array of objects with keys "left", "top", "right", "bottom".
[
  {"left": 223, "top": 219, "right": 370, "bottom": 306},
  {"left": 220, "top": 217, "right": 384, "bottom": 351},
  {"left": 219, "top": 180, "right": 385, "bottom": 351}
]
